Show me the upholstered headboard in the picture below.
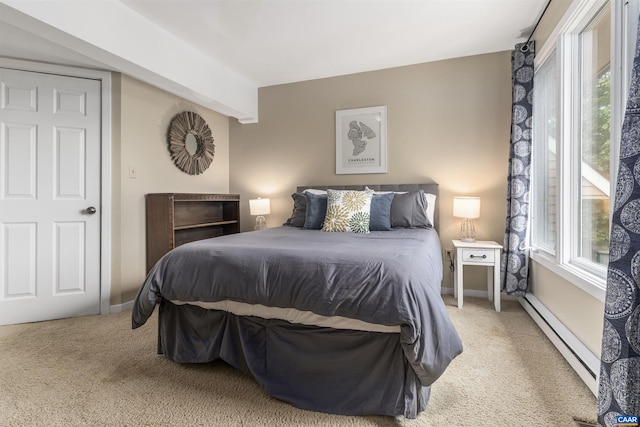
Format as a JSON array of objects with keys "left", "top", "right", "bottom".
[{"left": 296, "top": 184, "right": 439, "bottom": 232}]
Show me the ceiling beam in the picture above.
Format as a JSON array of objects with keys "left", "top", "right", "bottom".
[{"left": 0, "top": 0, "right": 259, "bottom": 123}]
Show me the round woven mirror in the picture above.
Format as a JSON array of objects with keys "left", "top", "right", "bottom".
[{"left": 167, "top": 111, "right": 215, "bottom": 175}]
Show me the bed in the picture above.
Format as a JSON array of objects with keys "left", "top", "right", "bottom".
[{"left": 132, "top": 184, "right": 462, "bottom": 419}]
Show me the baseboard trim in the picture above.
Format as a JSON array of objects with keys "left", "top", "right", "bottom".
[
  {"left": 110, "top": 300, "right": 134, "bottom": 313},
  {"left": 520, "top": 293, "right": 599, "bottom": 396}
]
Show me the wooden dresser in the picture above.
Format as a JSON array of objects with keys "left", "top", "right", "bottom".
[{"left": 145, "top": 193, "right": 240, "bottom": 272}]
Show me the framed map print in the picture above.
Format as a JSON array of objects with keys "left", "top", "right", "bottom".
[{"left": 335, "top": 106, "right": 387, "bottom": 174}]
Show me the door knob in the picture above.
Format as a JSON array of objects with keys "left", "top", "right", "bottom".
[{"left": 86, "top": 206, "right": 97, "bottom": 215}]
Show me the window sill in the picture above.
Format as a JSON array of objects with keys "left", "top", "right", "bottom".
[{"left": 530, "top": 250, "right": 607, "bottom": 302}]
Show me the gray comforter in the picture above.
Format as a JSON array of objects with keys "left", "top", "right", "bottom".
[{"left": 132, "top": 226, "right": 462, "bottom": 386}]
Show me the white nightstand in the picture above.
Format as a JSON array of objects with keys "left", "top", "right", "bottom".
[{"left": 452, "top": 240, "right": 503, "bottom": 312}]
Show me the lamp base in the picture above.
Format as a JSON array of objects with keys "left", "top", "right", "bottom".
[
  {"left": 459, "top": 218, "right": 477, "bottom": 242},
  {"left": 255, "top": 215, "right": 266, "bottom": 230}
]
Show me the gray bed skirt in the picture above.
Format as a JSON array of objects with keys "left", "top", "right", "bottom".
[{"left": 157, "top": 300, "right": 430, "bottom": 418}]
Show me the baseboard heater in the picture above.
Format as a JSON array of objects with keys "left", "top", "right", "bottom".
[{"left": 520, "top": 293, "right": 599, "bottom": 396}]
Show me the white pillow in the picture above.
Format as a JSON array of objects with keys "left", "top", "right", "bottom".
[
  {"left": 424, "top": 193, "right": 437, "bottom": 227},
  {"left": 302, "top": 189, "right": 327, "bottom": 195}
]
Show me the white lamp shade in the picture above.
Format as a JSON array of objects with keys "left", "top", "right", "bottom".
[
  {"left": 453, "top": 196, "right": 480, "bottom": 219},
  {"left": 249, "top": 198, "right": 271, "bottom": 215}
]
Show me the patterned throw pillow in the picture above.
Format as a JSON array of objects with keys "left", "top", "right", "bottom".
[{"left": 322, "top": 189, "right": 373, "bottom": 233}]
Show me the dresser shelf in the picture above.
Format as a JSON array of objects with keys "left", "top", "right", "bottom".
[
  {"left": 145, "top": 193, "right": 240, "bottom": 272},
  {"left": 174, "top": 220, "right": 239, "bottom": 230}
]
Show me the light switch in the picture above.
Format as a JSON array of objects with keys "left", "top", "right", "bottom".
[{"left": 129, "top": 165, "right": 137, "bottom": 179}]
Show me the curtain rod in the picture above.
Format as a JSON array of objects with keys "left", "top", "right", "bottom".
[{"left": 521, "top": 0, "right": 552, "bottom": 52}]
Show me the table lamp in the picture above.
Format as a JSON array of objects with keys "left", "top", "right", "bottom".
[
  {"left": 453, "top": 196, "right": 480, "bottom": 242},
  {"left": 249, "top": 197, "right": 270, "bottom": 230}
]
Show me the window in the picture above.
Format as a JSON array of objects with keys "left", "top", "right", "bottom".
[
  {"left": 576, "top": 6, "right": 611, "bottom": 268},
  {"left": 530, "top": 0, "right": 633, "bottom": 299},
  {"left": 532, "top": 53, "right": 558, "bottom": 254}
]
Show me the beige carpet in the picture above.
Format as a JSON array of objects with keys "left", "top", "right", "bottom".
[{"left": 0, "top": 296, "right": 596, "bottom": 426}]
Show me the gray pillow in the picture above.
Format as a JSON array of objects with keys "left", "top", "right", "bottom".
[
  {"left": 390, "top": 190, "right": 432, "bottom": 229},
  {"left": 369, "top": 192, "right": 394, "bottom": 231},
  {"left": 283, "top": 193, "right": 307, "bottom": 227},
  {"left": 303, "top": 192, "right": 328, "bottom": 230}
]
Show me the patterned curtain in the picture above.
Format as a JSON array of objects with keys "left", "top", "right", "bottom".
[
  {"left": 501, "top": 41, "right": 534, "bottom": 296},
  {"left": 597, "top": 24, "right": 640, "bottom": 426}
]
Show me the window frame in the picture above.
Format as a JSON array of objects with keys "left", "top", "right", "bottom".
[{"left": 530, "top": 0, "right": 636, "bottom": 302}]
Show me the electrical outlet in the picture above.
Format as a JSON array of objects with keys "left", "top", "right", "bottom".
[{"left": 444, "top": 249, "right": 455, "bottom": 272}]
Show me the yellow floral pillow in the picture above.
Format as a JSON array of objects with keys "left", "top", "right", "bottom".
[{"left": 322, "top": 189, "right": 373, "bottom": 233}]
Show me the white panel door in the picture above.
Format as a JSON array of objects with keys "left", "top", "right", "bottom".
[{"left": 0, "top": 68, "right": 101, "bottom": 325}]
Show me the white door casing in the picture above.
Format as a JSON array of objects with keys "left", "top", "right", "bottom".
[{"left": 0, "top": 67, "right": 102, "bottom": 325}]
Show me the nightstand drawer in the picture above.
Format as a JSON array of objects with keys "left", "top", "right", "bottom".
[{"left": 461, "top": 249, "right": 495, "bottom": 263}]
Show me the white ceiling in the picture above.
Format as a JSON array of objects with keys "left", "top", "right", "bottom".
[
  {"left": 0, "top": 0, "right": 546, "bottom": 120},
  {"left": 118, "top": 0, "right": 546, "bottom": 87}
]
